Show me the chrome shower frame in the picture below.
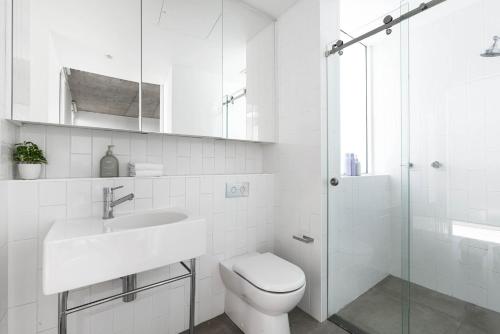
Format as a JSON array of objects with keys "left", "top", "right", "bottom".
[{"left": 325, "top": 0, "right": 448, "bottom": 57}]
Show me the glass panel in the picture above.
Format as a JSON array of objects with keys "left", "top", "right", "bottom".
[
  {"left": 407, "top": 0, "right": 500, "bottom": 333},
  {"left": 327, "top": 4, "right": 408, "bottom": 334},
  {"left": 339, "top": 31, "right": 368, "bottom": 175},
  {"left": 13, "top": 0, "right": 141, "bottom": 131},
  {"left": 330, "top": 0, "right": 500, "bottom": 333}
]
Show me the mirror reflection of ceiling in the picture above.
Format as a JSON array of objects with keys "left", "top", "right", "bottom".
[
  {"left": 41, "top": 0, "right": 276, "bottom": 86},
  {"left": 67, "top": 69, "right": 160, "bottom": 119},
  {"left": 240, "top": 0, "right": 299, "bottom": 18}
]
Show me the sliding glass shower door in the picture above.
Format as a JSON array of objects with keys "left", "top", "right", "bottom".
[
  {"left": 406, "top": 0, "right": 500, "bottom": 332},
  {"left": 326, "top": 4, "right": 410, "bottom": 333},
  {"left": 328, "top": 0, "right": 500, "bottom": 333}
]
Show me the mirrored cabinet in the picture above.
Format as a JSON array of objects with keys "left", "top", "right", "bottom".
[{"left": 11, "top": 0, "right": 276, "bottom": 142}]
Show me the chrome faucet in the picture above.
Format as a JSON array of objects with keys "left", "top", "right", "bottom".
[{"left": 103, "top": 186, "right": 134, "bottom": 219}]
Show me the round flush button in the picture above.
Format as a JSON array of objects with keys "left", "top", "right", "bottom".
[
  {"left": 231, "top": 186, "right": 237, "bottom": 193},
  {"left": 240, "top": 186, "right": 246, "bottom": 193}
]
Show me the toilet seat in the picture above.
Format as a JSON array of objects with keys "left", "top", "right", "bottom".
[{"left": 233, "top": 252, "right": 305, "bottom": 293}]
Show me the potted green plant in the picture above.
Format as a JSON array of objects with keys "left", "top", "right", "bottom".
[{"left": 13, "top": 141, "right": 47, "bottom": 180}]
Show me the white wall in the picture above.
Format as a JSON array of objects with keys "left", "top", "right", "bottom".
[
  {"left": 5, "top": 174, "right": 274, "bottom": 334},
  {"left": 268, "top": 0, "right": 338, "bottom": 321}
]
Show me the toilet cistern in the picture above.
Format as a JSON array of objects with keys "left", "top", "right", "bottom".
[{"left": 103, "top": 186, "right": 134, "bottom": 219}]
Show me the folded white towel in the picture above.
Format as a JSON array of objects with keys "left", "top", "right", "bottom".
[
  {"left": 128, "top": 162, "right": 163, "bottom": 171},
  {"left": 129, "top": 170, "right": 163, "bottom": 177}
]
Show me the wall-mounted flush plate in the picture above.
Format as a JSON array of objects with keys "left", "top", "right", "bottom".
[{"left": 226, "top": 182, "right": 250, "bottom": 198}]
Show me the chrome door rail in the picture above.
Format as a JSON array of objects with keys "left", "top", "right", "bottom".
[
  {"left": 325, "top": 0, "right": 448, "bottom": 57},
  {"left": 58, "top": 258, "right": 197, "bottom": 334}
]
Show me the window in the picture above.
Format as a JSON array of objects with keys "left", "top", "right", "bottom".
[{"left": 339, "top": 31, "right": 368, "bottom": 175}]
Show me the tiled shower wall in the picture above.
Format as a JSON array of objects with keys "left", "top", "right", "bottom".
[{"left": 6, "top": 173, "right": 274, "bottom": 334}]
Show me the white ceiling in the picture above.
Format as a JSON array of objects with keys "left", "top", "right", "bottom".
[
  {"left": 340, "top": 0, "right": 402, "bottom": 35},
  {"left": 241, "top": 0, "right": 299, "bottom": 18}
]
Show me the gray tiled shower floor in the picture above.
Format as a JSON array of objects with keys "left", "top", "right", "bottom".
[{"left": 331, "top": 275, "right": 500, "bottom": 334}]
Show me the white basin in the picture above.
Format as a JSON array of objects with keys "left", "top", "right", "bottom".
[{"left": 43, "top": 209, "right": 206, "bottom": 295}]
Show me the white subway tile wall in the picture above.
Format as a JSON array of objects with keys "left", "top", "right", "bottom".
[
  {"left": 270, "top": 0, "right": 334, "bottom": 322},
  {"left": 17, "top": 125, "right": 265, "bottom": 179},
  {"left": 6, "top": 174, "right": 274, "bottom": 334}
]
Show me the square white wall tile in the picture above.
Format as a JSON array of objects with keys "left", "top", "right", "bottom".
[
  {"left": 7, "top": 303, "right": 36, "bottom": 334},
  {"left": 8, "top": 239, "right": 37, "bottom": 307},
  {"left": 67, "top": 180, "right": 92, "bottom": 218},
  {"left": 39, "top": 181, "right": 66, "bottom": 206},
  {"left": 8, "top": 181, "right": 38, "bottom": 241},
  {"left": 70, "top": 128, "right": 92, "bottom": 154},
  {"left": 45, "top": 127, "right": 70, "bottom": 179},
  {"left": 70, "top": 154, "right": 92, "bottom": 178},
  {"left": 134, "top": 178, "right": 153, "bottom": 199}
]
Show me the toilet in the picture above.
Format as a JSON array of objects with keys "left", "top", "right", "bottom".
[{"left": 220, "top": 252, "right": 306, "bottom": 334}]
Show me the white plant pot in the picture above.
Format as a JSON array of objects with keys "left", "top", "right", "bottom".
[{"left": 18, "top": 164, "right": 42, "bottom": 180}]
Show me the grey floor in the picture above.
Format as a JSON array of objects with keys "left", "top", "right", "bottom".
[
  {"left": 333, "top": 275, "right": 500, "bottom": 334},
  {"left": 183, "top": 307, "right": 349, "bottom": 334}
]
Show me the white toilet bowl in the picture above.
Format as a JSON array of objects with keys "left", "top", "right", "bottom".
[{"left": 220, "top": 252, "right": 306, "bottom": 334}]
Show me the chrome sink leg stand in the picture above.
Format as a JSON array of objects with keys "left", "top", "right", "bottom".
[
  {"left": 57, "top": 258, "right": 197, "bottom": 334},
  {"left": 58, "top": 291, "right": 68, "bottom": 334},
  {"left": 189, "top": 258, "right": 196, "bottom": 334}
]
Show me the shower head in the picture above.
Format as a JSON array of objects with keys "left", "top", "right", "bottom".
[{"left": 481, "top": 36, "right": 500, "bottom": 57}]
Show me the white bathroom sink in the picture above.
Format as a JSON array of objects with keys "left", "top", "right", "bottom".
[
  {"left": 42, "top": 209, "right": 206, "bottom": 295},
  {"left": 104, "top": 210, "right": 188, "bottom": 232}
]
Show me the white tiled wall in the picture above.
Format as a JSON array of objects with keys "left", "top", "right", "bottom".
[
  {"left": 6, "top": 174, "right": 274, "bottom": 334},
  {"left": 17, "top": 124, "right": 265, "bottom": 179},
  {"left": 268, "top": 0, "right": 337, "bottom": 322}
]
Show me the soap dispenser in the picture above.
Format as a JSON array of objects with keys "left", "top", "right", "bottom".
[{"left": 100, "top": 145, "right": 119, "bottom": 177}]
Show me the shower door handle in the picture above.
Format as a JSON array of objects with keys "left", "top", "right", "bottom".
[
  {"left": 330, "top": 178, "right": 340, "bottom": 186},
  {"left": 431, "top": 161, "right": 442, "bottom": 169}
]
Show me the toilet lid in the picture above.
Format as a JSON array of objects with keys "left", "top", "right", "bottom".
[{"left": 233, "top": 253, "right": 306, "bottom": 293}]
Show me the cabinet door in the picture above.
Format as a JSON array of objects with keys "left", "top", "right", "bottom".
[
  {"left": 223, "top": 0, "right": 276, "bottom": 142},
  {"left": 141, "top": 0, "right": 224, "bottom": 137},
  {"left": 12, "top": 0, "right": 141, "bottom": 132}
]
